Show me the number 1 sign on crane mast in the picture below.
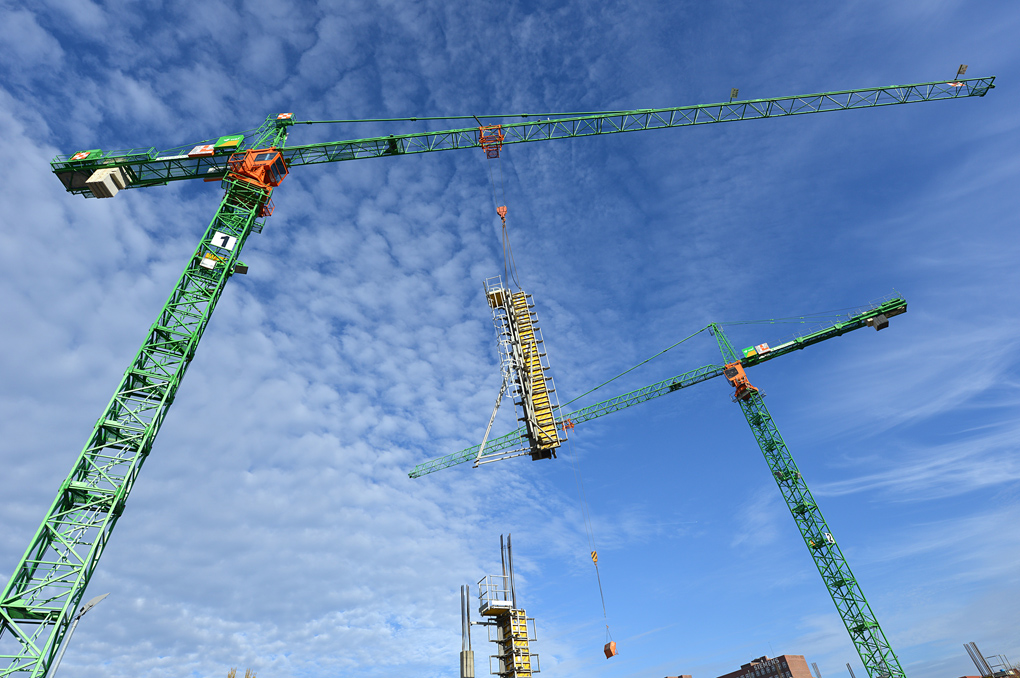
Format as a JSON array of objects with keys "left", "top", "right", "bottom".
[{"left": 0, "top": 75, "right": 994, "bottom": 678}]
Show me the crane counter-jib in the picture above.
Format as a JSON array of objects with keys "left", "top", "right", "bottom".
[{"left": 50, "top": 77, "right": 993, "bottom": 197}]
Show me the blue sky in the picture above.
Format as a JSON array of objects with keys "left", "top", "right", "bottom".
[{"left": 0, "top": 2, "right": 1018, "bottom": 678}]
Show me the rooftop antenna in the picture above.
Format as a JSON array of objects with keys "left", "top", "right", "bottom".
[{"left": 507, "top": 533, "right": 517, "bottom": 609}]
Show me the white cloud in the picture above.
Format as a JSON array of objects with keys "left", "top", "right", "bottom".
[{"left": 0, "top": 8, "right": 64, "bottom": 70}]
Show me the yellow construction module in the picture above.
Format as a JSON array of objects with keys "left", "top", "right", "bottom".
[
  {"left": 494, "top": 609, "right": 535, "bottom": 678},
  {"left": 510, "top": 291, "right": 560, "bottom": 458}
]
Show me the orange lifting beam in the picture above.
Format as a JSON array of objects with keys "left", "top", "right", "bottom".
[{"left": 479, "top": 125, "right": 505, "bottom": 158}]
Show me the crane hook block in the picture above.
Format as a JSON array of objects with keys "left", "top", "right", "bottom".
[
  {"left": 723, "top": 362, "right": 758, "bottom": 401},
  {"left": 497, "top": 205, "right": 507, "bottom": 219}
]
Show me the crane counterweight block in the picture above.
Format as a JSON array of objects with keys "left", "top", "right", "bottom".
[{"left": 865, "top": 303, "right": 905, "bottom": 331}]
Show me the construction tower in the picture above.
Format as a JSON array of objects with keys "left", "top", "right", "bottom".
[{"left": 476, "top": 536, "right": 539, "bottom": 678}]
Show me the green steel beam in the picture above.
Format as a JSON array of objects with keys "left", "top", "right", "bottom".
[
  {"left": 409, "top": 363, "right": 725, "bottom": 478},
  {"left": 740, "top": 296, "right": 907, "bottom": 367},
  {"left": 711, "top": 324, "right": 905, "bottom": 678},
  {"left": 0, "top": 129, "right": 288, "bottom": 678},
  {"left": 51, "top": 77, "right": 994, "bottom": 196},
  {"left": 408, "top": 297, "right": 906, "bottom": 478}
]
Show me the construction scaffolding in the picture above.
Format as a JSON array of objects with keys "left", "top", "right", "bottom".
[
  {"left": 478, "top": 276, "right": 562, "bottom": 465},
  {"left": 477, "top": 536, "right": 539, "bottom": 678}
]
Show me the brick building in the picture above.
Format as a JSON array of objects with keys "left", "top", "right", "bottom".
[{"left": 716, "top": 654, "right": 814, "bottom": 678}]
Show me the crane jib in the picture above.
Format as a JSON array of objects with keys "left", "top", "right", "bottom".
[{"left": 50, "top": 77, "right": 994, "bottom": 198}]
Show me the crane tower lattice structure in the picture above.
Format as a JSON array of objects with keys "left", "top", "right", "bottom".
[{"left": 713, "top": 321, "right": 906, "bottom": 678}]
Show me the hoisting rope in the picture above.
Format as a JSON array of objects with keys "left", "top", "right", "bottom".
[
  {"left": 475, "top": 134, "right": 615, "bottom": 651},
  {"left": 564, "top": 431, "right": 614, "bottom": 650},
  {"left": 559, "top": 325, "right": 710, "bottom": 409},
  {"left": 479, "top": 126, "right": 522, "bottom": 290}
]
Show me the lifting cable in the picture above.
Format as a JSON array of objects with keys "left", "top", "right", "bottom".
[
  {"left": 479, "top": 125, "right": 522, "bottom": 290},
  {"left": 560, "top": 325, "right": 710, "bottom": 410},
  {"left": 556, "top": 302, "right": 875, "bottom": 412},
  {"left": 558, "top": 325, "right": 724, "bottom": 657},
  {"left": 564, "top": 432, "right": 615, "bottom": 652}
]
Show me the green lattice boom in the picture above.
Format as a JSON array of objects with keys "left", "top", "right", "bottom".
[
  {"left": 712, "top": 324, "right": 905, "bottom": 678},
  {"left": 51, "top": 77, "right": 993, "bottom": 197}
]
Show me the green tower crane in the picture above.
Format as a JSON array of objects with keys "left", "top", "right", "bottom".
[
  {"left": 410, "top": 297, "right": 909, "bottom": 678},
  {"left": 409, "top": 297, "right": 905, "bottom": 476},
  {"left": 711, "top": 320, "right": 907, "bottom": 678},
  {"left": 0, "top": 74, "right": 993, "bottom": 678}
]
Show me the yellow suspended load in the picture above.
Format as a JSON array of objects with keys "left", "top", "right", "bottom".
[{"left": 484, "top": 276, "right": 563, "bottom": 460}]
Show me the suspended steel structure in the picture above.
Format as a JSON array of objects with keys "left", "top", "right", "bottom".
[{"left": 0, "top": 74, "right": 995, "bottom": 678}]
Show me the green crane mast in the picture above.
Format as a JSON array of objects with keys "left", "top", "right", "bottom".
[
  {"left": 0, "top": 75, "right": 992, "bottom": 678},
  {"left": 711, "top": 321, "right": 906, "bottom": 678},
  {"left": 412, "top": 297, "right": 908, "bottom": 678}
]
